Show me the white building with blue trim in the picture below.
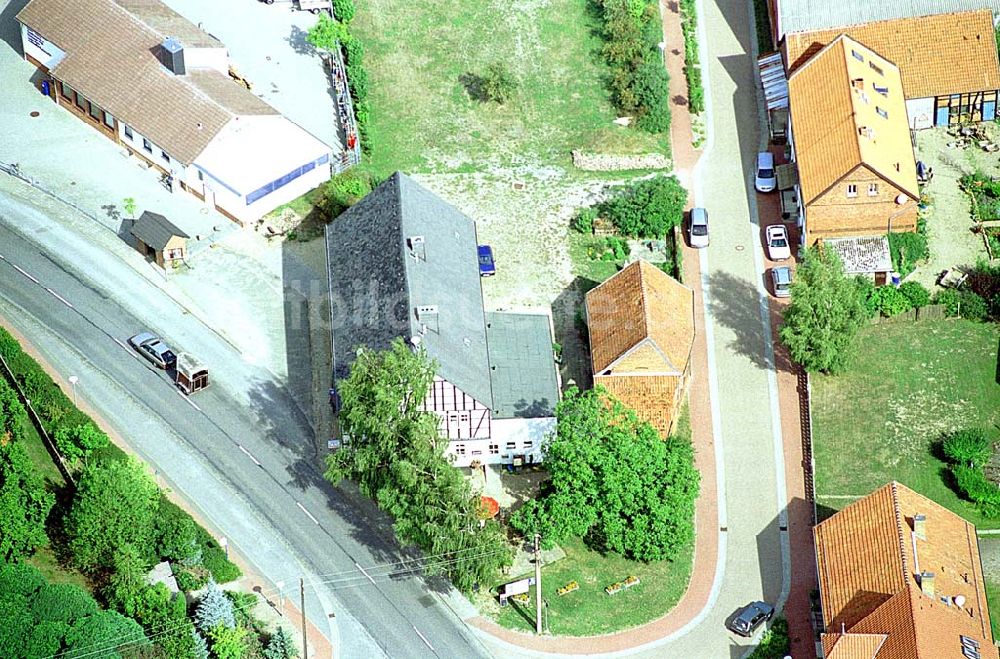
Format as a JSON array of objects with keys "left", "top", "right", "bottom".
[{"left": 16, "top": 0, "right": 334, "bottom": 225}]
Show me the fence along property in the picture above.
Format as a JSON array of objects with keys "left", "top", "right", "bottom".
[{"left": 324, "top": 44, "right": 361, "bottom": 173}]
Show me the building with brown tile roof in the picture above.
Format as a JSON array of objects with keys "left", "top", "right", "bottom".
[
  {"left": 787, "top": 35, "right": 919, "bottom": 244},
  {"left": 783, "top": 10, "right": 1000, "bottom": 130},
  {"left": 584, "top": 259, "right": 694, "bottom": 437},
  {"left": 814, "top": 481, "right": 997, "bottom": 659},
  {"left": 16, "top": 0, "right": 334, "bottom": 225}
]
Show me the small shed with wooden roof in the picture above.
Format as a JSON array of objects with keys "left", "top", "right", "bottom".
[
  {"left": 130, "top": 210, "right": 189, "bottom": 269},
  {"left": 584, "top": 259, "right": 695, "bottom": 437}
]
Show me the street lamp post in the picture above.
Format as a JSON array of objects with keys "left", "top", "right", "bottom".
[{"left": 68, "top": 375, "right": 79, "bottom": 406}]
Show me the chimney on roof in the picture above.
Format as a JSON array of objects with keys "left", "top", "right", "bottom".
[
  {"left": 158, "top": 37, "right": 186, "bottom": 75},
  {"left": 913, "top": 513, "right": 926, "bottom": 540},
  {"left": 920, "top": 571, "right": 935, "bottom": 598},
  {"left": 407, "top": 235, "right": 426, "bottom": 261},
  {"left": 415, "top": 305, "right": 439, "bottom": 334}
]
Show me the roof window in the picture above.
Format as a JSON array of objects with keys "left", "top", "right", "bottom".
[
  {"left": 869, "top": 61, "right": 883, "bottom": 76},
  {"left": 874, "top": 84, "right": 889, "bottom": 97},
  {"left": 851, "top": 49, "right": 864, "bottom": 62},
  {"left": 876, "top": 107, "right": 888, "bottom": 119}
]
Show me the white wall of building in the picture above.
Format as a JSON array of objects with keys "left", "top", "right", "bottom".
[
  {"left": 906, "top": 97, "right": 934, "bottom": 130},
  {"left": 19, "top": 24, "right": 65, "bottom": 69},
  {"left": 183, "top": 47, "right": 229, "bottom": 74},
  {"left": 444, "top": 417, "right": 555, "bottom": 468}
]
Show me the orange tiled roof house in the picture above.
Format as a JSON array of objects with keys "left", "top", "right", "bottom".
[
  {"left": 787, "top": 35, "right": 919, "bottom": 245},
  {"left": 814, "top": 481, "right": 997, "bottom": 659},
  {"left": 584, "top": 260, "right": 695, "bottom": 437}
]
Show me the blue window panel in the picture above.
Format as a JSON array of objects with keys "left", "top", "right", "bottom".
[
  {"left": 985, "top": 100, "right": 996, "bottom": 121},
  {"left": 316, "top": 153, "right": 330, "bottom": 165},
  {"left": 245, "top": 160, "right": 321, "bottom": 205},
  {"left": 936, "top": 106, "right": 949, "bottom": 126}
]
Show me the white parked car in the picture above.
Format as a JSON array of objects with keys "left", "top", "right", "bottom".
[
  {"left": 688, "top": 207, "right": 709, "bottom": 248},
  {"left": 755, "top": 151, "right": 776, "bottom": 193},
  {"left": 765, "top": 225, "right": 791, "bottom": 261}
]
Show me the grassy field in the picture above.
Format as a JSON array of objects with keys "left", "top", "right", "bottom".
[
  {"left": 986, "top": 578, "right": 1000, "bottom": 640},
  {"left": 811, "top": 319, "right": 1000, "bottom": 527},
  {"left": 353, "top": 0, "right": 668, "bottom": 177}
]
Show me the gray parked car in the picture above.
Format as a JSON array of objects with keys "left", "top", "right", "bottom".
[
  {"left": 727, "top": 601, "right": 774, "bottom": 636},
  {"left": 770, "top": 266, "right": 793, "bottom": 298},
  {"left": 688, "top": 207, "right": 709, "bottom": 248},
  {"left": 128, "top": 332, "right": 176, "bottom": 370}
]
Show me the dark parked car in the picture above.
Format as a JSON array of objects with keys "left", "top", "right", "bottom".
[
  {"left": 128, "top": 332, "right": 176, "bottom": 370},
  {"left": 478, "top": 244, "right": 496, "bottom": 277},
  {"left": 727, "top": 601, "right": 774, "bottom": 637}
]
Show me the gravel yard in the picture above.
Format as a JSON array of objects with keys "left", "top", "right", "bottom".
[{"left": 911, "top": 126, "right": 994, "bottom": 289}]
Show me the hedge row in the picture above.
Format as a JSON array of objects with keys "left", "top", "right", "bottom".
[
  {"left": 678, "top": 0, "right": 704, "bottom": 114},
  {"left": 598, "top": 0, "right": 671, "bottom": 134}
]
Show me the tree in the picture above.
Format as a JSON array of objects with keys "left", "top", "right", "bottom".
[
  {"left": 0, "top": 593, "right": 33, "bottom": 659},
  {"left": 53, "top": 421, "right": 109, "bottom": 464},
  {"left": 64, "top": 610, "right": 148, "bottom": 659},
  {"left": 0, "top": 379, "right": 28, "bottom": 439},
  {"left": 191, "top": 629, "right": 210, "bottom": 659},
  {"left": 264, "top": 627, "right": 298, "bottom": 659},
  {"left": 326, "top": 339, "right": 513, "bottom": 591},
  {"left": 481, "top": 62, "right": 518, "bottom": 104},
  {"left": 305, "top": 13, "right": 350, "bottom": 52},
  {"left": 26, "top": 621, "right": 70, "bottom": 658},
  {"left": 65, "top": 457, "right": 160, "bottom": 572},
  {"left": 332, "top": 0, "right": 356, "bottom": 22},
  {"left": 0, "top": 560, "right": 45, "bottom": 599},
  {"left": 632, "top": 58, "right": 671, "bottom": 133},
  {"left": 511, "top": 387, "right": 700, "bottom": 561},
  {"left": 600, "top": 175, "right": 688, "bottom": 238},
  {"left": 122, "top": 197, "right": 137, "bottom": 219},
  {"left": 194, "top": 580, "right": 235, "bottom": 633},
  {"left": 0, "top": 439, "right": 55, "bottom": 562},
  {"left": 779, "top": 247, "right": 868, "bottom": 374},
  {"left": 104, "top": 544, "right": 150, "bottom": 616},
  {"left": 32, "top": 583, "right": 99, "bottom": 626},
  {"left": 206, "top": 625, "right": 249, "bottom": 659},
  {"left": 155, "top": 500, "right": 200, "bottom": 565}
]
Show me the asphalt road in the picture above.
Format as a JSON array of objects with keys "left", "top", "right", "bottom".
[{"left": 0, "top": 205, "right": 489, "bottom": 659}]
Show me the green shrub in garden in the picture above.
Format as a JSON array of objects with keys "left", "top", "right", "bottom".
[
  {"left": 898, "top": 281, "right": 930, "bottom": 308},
  {"left": 960, "top": 291, "right": 989, "bottom": 321},
  {"left": 872, "top": 285, "right": 912, "bottom": 317},
  {"left": 942, "top": 428, "right": 994, "bottom": 469},
  {"left": 953, "top": 465, "right": 1000, "bottom": 518}
]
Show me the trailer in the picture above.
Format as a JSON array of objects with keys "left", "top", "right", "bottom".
[
  {"left": 257, "top": 0, "right": 332, "bottom": 14},
  {"left": 175, "top": 352, "right": 210, "bottom": 395}
]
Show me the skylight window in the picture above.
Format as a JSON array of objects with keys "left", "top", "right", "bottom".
[{"left": 851, "top": 49, "right": 864, "bottom": 62}]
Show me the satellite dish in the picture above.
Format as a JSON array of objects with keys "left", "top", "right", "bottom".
[
  {"left": 954, "top": 594, "right": 967, "bottom": 607},
  {"left": 895, "top": 193, "right": 908, "bottom": 205}
]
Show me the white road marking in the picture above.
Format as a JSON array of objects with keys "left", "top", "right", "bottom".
[
  {"left": 412, "top": 626, "right": 434, "bottom": 652},
  {"left": 355, "top": 562, "right": 377, "bottom": 586},
  {"left": 113, "top": 337, "right": 129, "bottom": 350},
  {"left": 12, "top": 263, "right": 39, "bottom": 284},
  {"left": 238, "top": 444, "right": 262, "bottom": 466},
  {"left": 46, "top": 287, "right": 74, "bottom": 308},
  {"left": 176, "top": 390, "right": 202, "bottom": 411},
  {"left": 296, "top": 501, "right": 320, "bottom": 525}
]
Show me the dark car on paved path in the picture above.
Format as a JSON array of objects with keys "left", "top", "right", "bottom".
[
  {"left": 727, "top": 601, "right": 774, "bottom": 636},
  {"left": 478, "top": 244, "right": 496, "bottom": 277}
]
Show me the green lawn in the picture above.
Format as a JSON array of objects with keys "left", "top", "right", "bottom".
[
  {"left": 812, "top": 319, "right": 1000, "bottom": 527},
  {"left": 353, "top": 0, "right": 668, "bottom": 177},
  {"left": 986, "top": 577, "right": 1000, "bottom": 640}
]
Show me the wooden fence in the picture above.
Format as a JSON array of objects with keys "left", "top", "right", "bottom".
[{"left": 870, "top": 304, "right": 946, "bottom": 324}]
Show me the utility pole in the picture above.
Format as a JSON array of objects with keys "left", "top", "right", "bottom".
[
  {"left": 534, "top": 533, "right": 543, "bottom": 635},
  {"left": 300, "top": 578, "right": 308, "bottom": 659}
]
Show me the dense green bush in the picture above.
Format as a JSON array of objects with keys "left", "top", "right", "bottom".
[
  {"left": 197, "top": 526, "right": 242, "bottom": 584},
  {"left": 633, "top": 59, "right": 672, "bottom": 133},
  {"left": 898, "top": 281, "right": 930, "bottom": 309},
  {"left": 332, "top": 0, "right": 355, "bottom": 23},
  {"left": 601, "top": 175, "right": 688, "bottom": 238},
  {"left": 323, "top": 170, "right": 374, "bottom": 219},
  {"left": 872, "top": 285, "right": 912, "bottom": 317},
  {"left": 481, "top": 62, "right": 518, "bottom": 104},
  {"left": 935, "top": 288, "right": 961, "bottom": 317},
  {"left": 887, "top": 230, "right": 929, "bottom": 276},
  {"left": 942, "top": 428, "right": 994, "bottom": 469},
  {"left": 572, "top": 207, "right": 598, "bottom": 234},
  {"left": 601, "top": 236, "right": 630, "bottom": 261},
  {"left": 748, "top": 616, "right": 790, "bottom": 659},
  {"left": 967, "top": 260, "right": 1000, "bottom": 319},
  {"left": 960, "top": 290, "right": 989, "bottom": 321},
  {"left": 855, "top": 277, "right": 878, "bottom": 318},
  {"left": 954, "top": 465, "right": 1000, "bottom": 518},
  {"left": 53, "top": 421, "right": 109, "bottom": 464}
]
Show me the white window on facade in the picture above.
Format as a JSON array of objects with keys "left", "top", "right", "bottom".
[
  {"left": 489, "top": 443, "right": 499, "bottom": 455},
  {"left": 123, "top": 124, "right": 133, "bottom": 140},
  {"left": 846, "top": 184, "right": 858, "bottom": 198},
  {"left": 102, "top": 111, "right": 114, "bottom": 129},
  {"left": 161, "top": 150, "right": 170, "bottom": 163},
  {"left": 506, "top": 441, "right": 516, "bottom": 450},
  {"left": 142, "top": 138, "right": 152, "bottom": 153},
  {"left": 522, "top": 440, "right": 532, "bottom": 449},
  {"left": 868, "top": 182, "right": 879, "bottom": 196},
  {"left": 455, "top": 444, "right": 466, "bottom": 456}
]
